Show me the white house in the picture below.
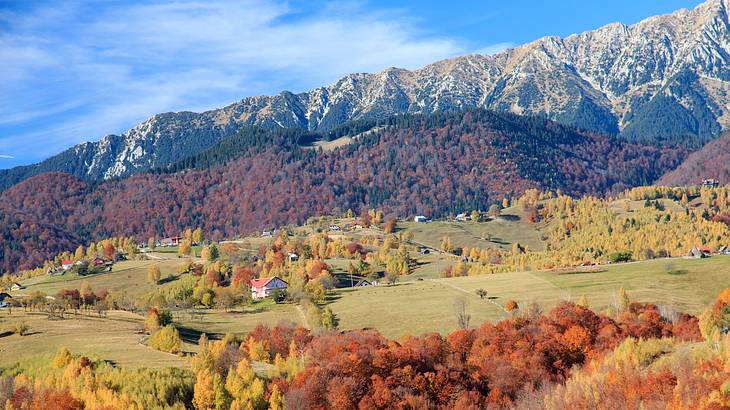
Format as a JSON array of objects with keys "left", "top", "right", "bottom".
[
  {"left": 0, "top": 292, "right": 11, "bottom": 308},
  {"left": 11, "top": 283, "right": 25, "bottom": 291},
  {"left": 61, "top": 260, "right": 74, "bottom": 271},
  {"left": 414, "top": 215, "right": 427, "bottom": 223},
  {"left": 160, "top": 236, "right": 183, "bottom": 247},
  {"left": 250, "top": 277, "right": 289, "bottom": 299},
  {"left": 703, "top": 179, "right": 720, "bottom": 189}
]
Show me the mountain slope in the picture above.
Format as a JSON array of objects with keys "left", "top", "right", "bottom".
[
  {"left": 659, "top": 131, "right": 730, "bottom": 185},
  {"left": 0, "top": 110, "right": 687, "bottom": 272},
  {"left": 1, "top": 0, "right": 727, "bottom": 190}
]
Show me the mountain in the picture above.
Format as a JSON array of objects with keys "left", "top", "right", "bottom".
[
  {"left": 0, "top": 110, "right": 687, "bottom": 272},
  {"left": 659, "top": 131, "right": 730, "bottom": 185},
  {"left": 1, "top": 0, "right": 727, "bottom": 190}
]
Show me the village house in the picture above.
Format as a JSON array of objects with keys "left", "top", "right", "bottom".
[
  {"left": 262, "top": 230, "right": 273, "bottom": 237},
  {"left": 329, "top": 225, "right": 341, "bottom": 232},
  {"left": 61, "top": 260, "right": 74, "bottom": 271},
  {"left": 455, "top": 213, "right": 470, "bottom": 222},
  {"left": 160, "top": 236, "right": 183, "bottom": 247},
  {"left": 288, "top": 252, "right": 299, "bottom": 262},
  {"left": 355, "top": 279, "right": 373, "bottom": 287},
  {"left": 11, "top": 282, "right": 25, "bottom": 291},
  {"left": 414, "top": 215, "right": 427, "bottom": 223},
  {"left": 250, "top": 277, "right": 289, "bottom": 299},
  {"left": 688, "top": 246, "right": 713, "bottom": 259},
  {"left": 702, "top": 179, "right": 720, "bottom": 189}
]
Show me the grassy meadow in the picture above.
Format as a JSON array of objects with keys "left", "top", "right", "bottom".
[
  {"left": 4, "top": 203, "right": 730, "bottom": 369},
  {"left": 327, "top": 255, "right": 730, "bottom": 339},
  {"left": 18, "top": 258, "right": 182, "bottom": 300},
  {"left": 3, "top": 253, "right": 729, "bottom": 366},
  {"left": 0, "top": 310, "right": 189, "bottom": 370},
  {"left": 400, "top": 207, "right": 545, "bottom": 252}
]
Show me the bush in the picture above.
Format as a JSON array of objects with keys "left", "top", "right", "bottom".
[
  {"left": 14, "top": 322, "right": 29, "bottom": 336},
  {"left": 609, "top": 251, "right": 632, "bottom": 263},
  {"left": 52, "top": 347, "right": 73, "bottom": 368},
  {"left": 159, "top": 309, "right": 173, "bottom": 327},
  {"left": 149, "top": 325, "right": 182, "bottom": 353}
]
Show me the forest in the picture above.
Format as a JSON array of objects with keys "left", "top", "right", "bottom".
[
  {"left": 0, "top": 110, "right": 687, "bottom": 272},
  {"left": 660, "top": 131, "right": 730, "bottom": 186},
  {"left": 5, "top": 289, "right": 730, "bottom": 409}
]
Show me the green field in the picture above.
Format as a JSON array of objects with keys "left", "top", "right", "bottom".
[
  {"left": 327, "top": 255, "right": 730, "bottom": 339},
  {"left": 2, "top": 257, "right": 304, "bottom": 370},
  {"left": 19, "top": 257, "right": 184, "bottom": 300},
  {"left": 6, "top": 230, "right": 730, "bottom": 369},
  {"left": 174, "top": 302, "right": 303, "bottom": 336},
  {"left": 153, "top": 245, "right": 205, "bottom": 255},
  {"left": 400, "top": 207, "right": 545, "bottom": 252},
  {"left": 0, "top": 310, "right": 189, "bottom": 369}
]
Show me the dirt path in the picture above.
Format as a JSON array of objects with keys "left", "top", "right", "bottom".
[
  {"left": 295, "top": 305, "right": 311, "bottom": 329},
  {"left": 429, "top": 278, "right": 472, "bottom": 295},
  {"left": 145, "top": 252, "right": 169, "bottom": 260},
  {"left": 523, "top": 271, "right": 572, "bottom": 300}
]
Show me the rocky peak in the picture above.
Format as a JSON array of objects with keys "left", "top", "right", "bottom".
[{"left": 1, "top": 0, "right": 728, "bottom": 188}]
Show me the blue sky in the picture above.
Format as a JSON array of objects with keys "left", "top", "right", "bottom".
[{"left": 0, "top": 0, "right": 703, "bottom": 169}]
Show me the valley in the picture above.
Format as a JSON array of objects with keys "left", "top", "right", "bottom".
[
  {"left": 4, "top": 189, "right": 730, "bottom": 361},
  {"left": 3, "top": 1, "right": 730, "bottom": 408}
]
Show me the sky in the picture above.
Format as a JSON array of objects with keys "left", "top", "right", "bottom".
[{"left": 0, "top": 0, "right": 704, "bottom": 169}]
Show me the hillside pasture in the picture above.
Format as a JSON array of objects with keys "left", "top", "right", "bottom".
[
  {"left": 18, "top": 258, "right": 185, "bottom": 300},
  {"left": 328, "top": 255, "right": 730, "bottom": 339},
  {"left": 175, "top": 302, "right": 303, "bottom": 337},
  {"left": 400, "top": 209, "right": 545, "bottom": 253},
  {"left": 0, "top": 310, "right": 190, "bottom": 370}
]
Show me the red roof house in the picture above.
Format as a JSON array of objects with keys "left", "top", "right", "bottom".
[
  {"left": 699, "top": 246, "right": 713, "bottom": 255},
  {"left": 160, "top": 236, "right": 183, "bottom": 247},
  {"left": 250, "top": 276, "right": 288, "bottom": 299},
  {"left": 61, "top": 260, "right": 74, "bottom": 271}
]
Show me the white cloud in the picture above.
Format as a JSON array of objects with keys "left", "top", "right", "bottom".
[
  {"left": 0, "top": 0, "right": 466, "bottom": 165},
  {"left": 474, "top": 42, "right": 516, "bottom": 55},
  {"left": 0, "top": 155, "right": 14, "bottom": 159}
]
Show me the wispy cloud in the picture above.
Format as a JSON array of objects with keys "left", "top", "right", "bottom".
[
  {"left": 474, "top": 42, "right": 516, "bottom": 55},
  {"left": 0, "top": 0, "right": 466, "bottom": 167},
  {"left": 0, "top": 155, "right": 15, "bottom": 159}
]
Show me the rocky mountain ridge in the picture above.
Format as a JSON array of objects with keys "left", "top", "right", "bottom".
[{"left": 1, "top": 0, "right": 728, "bottom": 189}]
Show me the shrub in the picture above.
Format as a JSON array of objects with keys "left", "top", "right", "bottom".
[
  {"left": 52, "top": 347, "right": 73, "bottom": 369},
  {"left": 609, "top": 251, "right": 632, "bottom": 263},
  {"left": 149, "top": 325, "right": 182, "bottom": 353},
  {"left": 14, "top": 322, "right": 29, "bottom": 336},
  {"left": 145, "top": 308, "right": 162, "bottom": 333}
]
